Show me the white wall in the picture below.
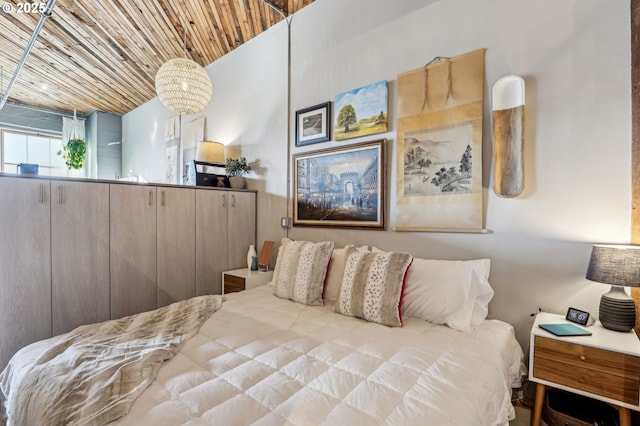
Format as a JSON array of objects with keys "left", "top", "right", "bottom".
[{"left": 122, "top": 0, "right": 632, "bottom": 352}]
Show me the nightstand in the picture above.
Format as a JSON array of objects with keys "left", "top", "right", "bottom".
[
  {"left": 529, "top": 312, "right": 640, "bottom": 426},
  {"left": 222, "top": 268, "right": 274, "bottom": 294}
]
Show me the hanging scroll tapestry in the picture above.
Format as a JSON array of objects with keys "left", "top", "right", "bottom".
[{"left": 395, "top": 49, "right": 485, "bottom": 232}]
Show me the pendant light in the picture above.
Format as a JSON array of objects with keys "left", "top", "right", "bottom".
[{"left": 155, "top": 1, "right": 212, "bottom": 115}]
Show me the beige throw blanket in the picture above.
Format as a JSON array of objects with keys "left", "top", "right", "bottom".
[{"left": 1, "top": 295, "right": 223, "bottom": 426}]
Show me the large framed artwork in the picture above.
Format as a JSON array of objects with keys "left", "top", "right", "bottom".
[
  {"left": 395, "top": 49, "right": 485, "bottom": 232},
  {"left": 293, "top": 139, "right": 385, "bottom": 229},
  {"left": 295, "top": 102, "right": 331, "bottom": 146},
  {"left": 334, "top": 80, "right": 388, "bottom": 141}
]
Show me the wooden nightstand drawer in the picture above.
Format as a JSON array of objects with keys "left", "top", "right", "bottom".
[
  {"left": 222, "top": 269, "right": 274, "bottom": 294},
  {"left": 534, "top": 356, "right": 640, "bottom": 404},
  {"left": 224, "top": 284, "right": 244, "bottom": 293},
  {"left": 534, "top": 336, "right": 640, "bottom": 378},
  {"left": 223, "top": 274, "right": 245, "bottom": 294},
  {"left": 530, "top": 313, "right": 640, "bottom": 426}
]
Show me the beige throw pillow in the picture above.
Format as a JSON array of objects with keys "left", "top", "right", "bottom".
[
  {"left": 335, "top": 247, "right": 413, "bottom": 327},
  {"left": 272, "top": 238, "right": 334, "bottom": 306}
]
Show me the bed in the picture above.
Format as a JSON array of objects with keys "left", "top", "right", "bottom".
[{"left": 1, "top": 240, "right": 524, "bottom": 425}]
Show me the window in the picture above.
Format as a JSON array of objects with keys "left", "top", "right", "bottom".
[{"left": 1, "top": 129, "right": 67, "bottom": 176}]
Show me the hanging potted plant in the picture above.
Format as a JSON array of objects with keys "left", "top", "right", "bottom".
[
  {"left": 225, "top": 157, "right": 251, "bottom": 189},
  {"left": 58, "top": 138, "right": 86, "bottom": 170}
]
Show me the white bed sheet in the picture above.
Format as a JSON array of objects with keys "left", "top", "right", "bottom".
[{"left": 109, "top": 285, "right": 524, "bottom": 426}]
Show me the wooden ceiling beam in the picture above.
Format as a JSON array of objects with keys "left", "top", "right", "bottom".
[
  {"left": 42, "top": 14, "right": 153, "bottom": 107},
  {"left": 3, "top": 9, "right": 139, "bottom": 113},
  {"left": 186, "top": 1, "right": 218, "bottom": 64},
  {"left": 203, "top": 0, "right": 234, "bottom": 56},
  {"left": 42, "top": 2, "right": 158, "bottom": 105},
  {"left": 0, "top": 0, "right": 314, "bottom": 114},
  {"left": 214, "top": 0, "right": 243, "bottom": 49}
]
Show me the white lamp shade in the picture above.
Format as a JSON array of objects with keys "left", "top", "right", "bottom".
[
  {"left": 195, "top": 141, "right": 225, "bottom": 164},
  {"left": 155, "top": 58, "right": 212, "bottom": 115}
]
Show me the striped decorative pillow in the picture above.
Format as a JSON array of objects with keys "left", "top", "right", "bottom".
[
  {"left": 335, "top": 247, "right": 413, "bottom": 327},
  {"left": 272, "top": 238, "right": 334, "bottom": 305}
]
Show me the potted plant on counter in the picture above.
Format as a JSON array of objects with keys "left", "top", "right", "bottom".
[{"left": 225, "top": 156, "right": 251, "bottom": 189}]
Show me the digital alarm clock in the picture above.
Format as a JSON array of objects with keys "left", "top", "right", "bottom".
[{"left": 565, "top": 307, "right": 595, "bottom": 326}]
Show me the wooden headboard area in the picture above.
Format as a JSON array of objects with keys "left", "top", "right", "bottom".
[{"left": 632, "top": 0, "right": 640, "bottom": 336}]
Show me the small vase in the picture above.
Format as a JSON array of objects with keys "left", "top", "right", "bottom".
[{"left": 247, "top": 245, "right": 257, "bottom": 269}]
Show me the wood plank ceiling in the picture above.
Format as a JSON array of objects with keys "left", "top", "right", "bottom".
[{"left": 0, "top": 0, "right": 313, "bottom": 115}]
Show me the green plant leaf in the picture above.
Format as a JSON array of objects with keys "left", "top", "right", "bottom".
[
  {"left": 59, "top": 138, "right": 86, "bottom": 170},
  {"left": 225, "top": 156, "right": 251, "bottom": 177}
]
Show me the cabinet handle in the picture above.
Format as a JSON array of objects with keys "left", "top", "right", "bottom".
[
  {"left": 161, "top": 191, "right": 166, "bottom": 206},
  {"left": 58, "top": 186, "right": 63, "bottom": 204},
  {"left": 39, "top": 183, "right": 44, "bottom": 204},
  {"left": 579, "top": 377, "right": 585, "bottom": 383},
  {"left": 222, "top": 194, "right": 226, "bottom": 208},
  {"left": 148, "top": 190, "right": 153, "bottom": 206},
  {"left": 580, "top": 355, "right": 586, "bottom": 361},
  {"left": 231, "top": 194, "right": 236, "bottom": 208}
]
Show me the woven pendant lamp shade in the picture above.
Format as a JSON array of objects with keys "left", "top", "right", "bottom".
[{"left": 155, "top": 58, "right": 212, "bottom": 115}]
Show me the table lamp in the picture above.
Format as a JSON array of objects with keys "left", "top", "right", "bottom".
[
  {"left": 195, "top": 141, "right": 225, "bottom": 165},
  {"left": 586, "top": 244, "right": 640, "bottom": 332}
]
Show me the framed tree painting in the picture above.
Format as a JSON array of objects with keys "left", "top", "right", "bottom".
[
  {"left": 334, "top": 80, "right": 388, "bottom": 141},
  {"left": 295, "top": 102, "right": 331, "bottom": 146},
  {"left": 293, "top": 139, "right": 385, "bottom": 229}
]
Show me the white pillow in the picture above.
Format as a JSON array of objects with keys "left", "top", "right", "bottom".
[
  {"left": 272, "top": 238, "right": 334, "bottom": 305},
  {"left": 402, "top": 258, "right": 494, "bottom": 332},
  {"left": 324, "top": 245, "right": 368, "bottom": 301}
]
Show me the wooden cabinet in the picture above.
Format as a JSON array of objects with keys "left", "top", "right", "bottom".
[
  {"left": 529, "top": 312, "right": 640, "bottom": 426},
  {"left": 110, "top": 184, "right": 157, "bottom": 319},
  {"left": 196, "top": 190, "right": 256, "bottom": 296},
  {"left": 111, "top": 185, "right": 255, "bottom": 313},
  {"left": 0, "top": 175, "right": 257, "bottom": 370},
  {"left": 51, "top": 180, "right": 110, "bottom": 335},
  {"left": 227, "top": 192, "right": 257, "bottom": 270},
  {"left": 157, "top": 187, "right": 195, "bottom": 307},
  {"left": 0, "top": 177, "right": 51, "bottom": 371},
  {"left": 195, "top": 190, "right": 228, "bottom": 296}
]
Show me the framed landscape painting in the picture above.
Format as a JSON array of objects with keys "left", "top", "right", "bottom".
[
  {"left": 293, "top": 139, "right": 385, "bottom": 229},
  {"left": 334, "top": 80, "right": 388, "bottom": 141},
  {"left": 295, "top": 102, "right": 331, "bottom": 146}
]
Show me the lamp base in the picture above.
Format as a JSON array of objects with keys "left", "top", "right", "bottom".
[{"left": 598, "top": 286, "right": 636, "bottom": 332}]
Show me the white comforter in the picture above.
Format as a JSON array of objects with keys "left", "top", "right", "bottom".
[
  {"left": 2, "top": 285, "right": 523, "bottom": 425},
  {"left": 112, "top": 286, "right": 523, "bottom": 425}
]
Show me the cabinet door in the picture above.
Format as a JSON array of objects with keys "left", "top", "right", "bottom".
[
  {"left": 195, "top": 190, "right": 228, "bottom": 295},
  {"left": 157, "top": 187, "right": 195, "bottom": 306},
  {"left": 226, "top": 191, "right": 256, "bottom": 269},
  {"left": 51, "top": 181, "right": 110, "bottom": 335},
  {"left": 0, "top": 178, "right": 51, "bottom": 371},
  {"left": 110, "top": 184, "right": 157, "bottom": 318}
]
